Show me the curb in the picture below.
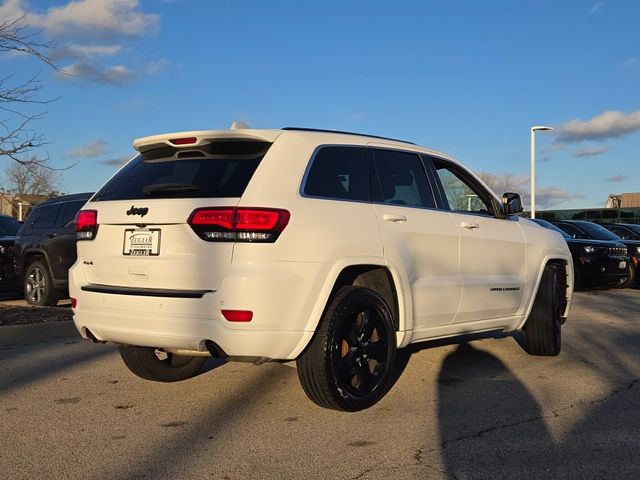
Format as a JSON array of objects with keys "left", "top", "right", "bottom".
[{"left": 0, "top": 321, "right": 79, "bottom": 346}]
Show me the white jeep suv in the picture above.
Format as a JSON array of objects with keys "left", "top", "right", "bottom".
[{"left": 70, "top": 127, "right": 573, "bottom": 411}]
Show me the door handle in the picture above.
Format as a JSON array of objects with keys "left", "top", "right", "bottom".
[
  {"left": 383, "top": 214, "right": 407, "bottom": 223},
  {"left": 461, "top": 222, "right": 480, "bottom": 230}
]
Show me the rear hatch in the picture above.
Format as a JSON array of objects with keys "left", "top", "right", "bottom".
[{"left": 76, "top": 130, "right": 280, "bottom": 291}]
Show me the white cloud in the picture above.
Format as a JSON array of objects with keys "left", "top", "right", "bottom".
[
  {"left": 1, "top": 1, "right": 165, "bottom": 87},
  {"left": 606, "top": 175, "right": 627, "bottom": 183},
  {"left": 590, "top": 1, "right": 606, "bottom": 14},
  {"left": 0, "top": 0, "right": 158, "bottom": 39},
  {"left": 574, "top": 146, "right": 609, "bottom": 158},
  {"left": 60, "top": 63, "right": 135, "bottom": 86},
  {"left": 51, "top": 44, "right": 123, "bottom": 62},
  {"left": 556, "top": 110, "right": 640, "bottom": 143},
  {"left": 69, "top": 139, "right": 106, "bottom": 158},
  {"left": 99, "top": 155, "right": 130, "bottom": 167}
]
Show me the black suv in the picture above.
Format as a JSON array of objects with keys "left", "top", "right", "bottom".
[
  {"left": 531, "top": 219, "right": 629, "bottom": 289},
  {"left": 553, "top": 220, "right": 640, "bottom": 288},
  {"left": 14, "top": 193, "right": 93, "bottom": 305}
]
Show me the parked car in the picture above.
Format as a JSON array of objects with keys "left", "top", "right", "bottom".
[
  {"left": 70, "top": 127, "right": 573, "bottom": 411},
  {"left": 553, "top": 220, "right": 640, "bottom": 288},
  {"left": 14, "top": 192, "right": 93, "bottom": 305},
  {"left": 530, "top": 219, "right": 628, "bottom": 289},
  {"left": 599, "top": 223, "right": 640, "bottom": 241},
  {"left": 0, "top": 214, "right": 22, "bottom": 288}
]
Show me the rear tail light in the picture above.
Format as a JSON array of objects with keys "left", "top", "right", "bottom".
[
  {"left": 76, "top": 210, "right": 98, "bottom": 240},
  {"left": 188, "top": 207, "right": 290, "bottom": 243}
]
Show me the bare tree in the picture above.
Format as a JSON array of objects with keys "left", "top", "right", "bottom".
[
  {"left": 477, "top": 171, "right": 528, "bottom": 196},
  {"left": 4, "top": 157, "right": 60, "bottom": 196},
  {"left": 0, "top": 16, "right": 57, "bottom": 164}
]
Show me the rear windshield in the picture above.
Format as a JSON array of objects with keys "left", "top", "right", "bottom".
[{"left": 93, "top": 142, "right": 269, "bottom": 201}]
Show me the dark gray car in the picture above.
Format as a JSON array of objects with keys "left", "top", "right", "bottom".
[{"left": 14, "top": 192, "right": 93, "bottom": 305}]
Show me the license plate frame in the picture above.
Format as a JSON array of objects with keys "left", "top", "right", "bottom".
[{"left": 123, "top": 228, "right": 161, "bottom": 256}]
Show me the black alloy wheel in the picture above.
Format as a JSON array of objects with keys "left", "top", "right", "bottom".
[{"left": 297, "top": 286, "right": 397, "bottom": 411}]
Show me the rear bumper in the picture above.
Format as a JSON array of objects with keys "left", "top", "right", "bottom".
[
  {"left": 73, "top": 302, "right": 313, "bottom": 360},
  {"left": 69, "top": 259, "right": 327, "bottom": 360}
]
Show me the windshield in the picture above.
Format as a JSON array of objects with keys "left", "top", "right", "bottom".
[
  {"left": 577, "top": 221, "right": 622, "bottom": 241},
  {"left": 623, "top": 224, "right": 640, "bottom": 236}
]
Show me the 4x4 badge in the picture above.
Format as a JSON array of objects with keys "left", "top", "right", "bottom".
[{"left": 126, "top": 206, "right": 149, "bottom": 217}]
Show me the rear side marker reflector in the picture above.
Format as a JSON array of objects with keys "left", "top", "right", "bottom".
[
  {"left": 188, "top": 207, "right": 290, "bottom": 243},
  {"left": 222, "top": 310, "right": 253, "bottom": 322}
]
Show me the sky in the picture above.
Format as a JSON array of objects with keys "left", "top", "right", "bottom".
[{"left": 1, "top": 0, "right": 639, "bottom": 210}]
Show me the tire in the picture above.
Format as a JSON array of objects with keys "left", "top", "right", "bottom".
[
  {"left": 522, "top": 265, "right": 562, "bottom": 356},
  {"left": 296, "top": 286, "right": 397, "bottom": 412},
  {"left": 24, "top": 259, "right": 61, "bottom": 306},
  {"left": 615, "top": 264, "right": 635, "bottom": 289},
  {"left": 119, "top": 346, "right": 207, "bottom": 382},
  {"left": 572, "top": 262, "right": 583, "bottom": 290}
]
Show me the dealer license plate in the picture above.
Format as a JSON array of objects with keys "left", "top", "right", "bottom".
[
  {"left": 619, "top": 261, "right": 627, "bottom": 269},
  {"left": 123, "top": 228, "right": 161, "bottom": 256}
]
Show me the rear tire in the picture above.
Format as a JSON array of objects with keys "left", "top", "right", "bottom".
[
  {"left": 522, "top": 265, "right": 562, "bottom": 356},
  {"left": 119, "top": 346, "right": 207, "bottom": 382},
  {"left": 24, "top": 259, "right": 60, "bottom": 306},
  {"left": 296, "top": 286, "right": 397, "bottom": 412}
]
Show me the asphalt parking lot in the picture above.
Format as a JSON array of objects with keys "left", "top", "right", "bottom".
[{"left": 1, "top": 289, "right": 639, "bottom": 480}]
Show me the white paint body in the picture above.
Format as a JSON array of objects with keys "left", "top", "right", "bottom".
[{"left": 70, "top": 129, "right": 573, "bottom": 359}]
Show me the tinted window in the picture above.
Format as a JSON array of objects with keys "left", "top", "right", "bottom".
[
  {"left": 56, "top": 201, "right": 86, "bottom": 228},
  {"left": 303, "top": 146, "right": 369, "bottom": 201},
  {"left": 373, "top": 150, "right": 434, "bottom": 208},
  {"left": 93, "top": 152, "right": 265, "bottom": 202},
  {"left": 577, "top": 222, "right": 622, "bottom": 241},
  {"left": 27, "top": 205, "right": 61, "bottom": 229},
  {"left": 433, "top": 160, "right": 492, "bottom": 215},
  {"left": 555, "top": 223, "right": 586, "bottom": 239},
  {"left": 0, "top": 216, "right": 20, "bottom": 236}
]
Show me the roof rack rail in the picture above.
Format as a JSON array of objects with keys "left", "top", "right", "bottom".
[{"left": 281, "top": 127, "right": 415, "bottom": 145}]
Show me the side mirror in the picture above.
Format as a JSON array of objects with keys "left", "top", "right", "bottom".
[{"left": 502, "top": 192, "right": 523, "bottom": 216}]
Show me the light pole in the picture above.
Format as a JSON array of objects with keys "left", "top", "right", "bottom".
[{"left": 530, "top": 125, "right": 553, "bottom": 218}]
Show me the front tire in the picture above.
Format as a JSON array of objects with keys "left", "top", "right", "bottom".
[
  {"left": 616, "top": 264, "right": 635, "bottom": 289},
  {"left": 522, "top": 265, "right": 562, "bottom": 356},
  {"left": 296, "top": 286, "right": 397, "bottom": 412},
  {"left": 119, "top": 346, "right": 207, "bottom": 382},
  {"left": 24, "top": 260, "right": 60, "bottom": 306}
]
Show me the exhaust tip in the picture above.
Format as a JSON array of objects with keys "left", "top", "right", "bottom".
[
  {"left": 205, "top": 340, "right": 228, "bottom": 359},
  {"left": 84, "top": 328, "right": 106, "bottom": 344}
]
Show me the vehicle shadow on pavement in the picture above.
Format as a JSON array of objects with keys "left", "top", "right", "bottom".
[
  {"left": 0, "top": 342, "right": 117, "bottom": 395},
  {"left": 435, "top": 342, "right": 640, "bottom": 479}
]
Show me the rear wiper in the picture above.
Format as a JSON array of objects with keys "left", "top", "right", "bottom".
[{"left": 143, "top": 183, "right": 202, "bottom": 195}]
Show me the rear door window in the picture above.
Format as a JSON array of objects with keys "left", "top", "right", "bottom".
[
  {"left": 303, "top": 146, "right": 370, "bottom": 201},
  {"left": 56, "top": 201, "right": 86, "bottom": 228},
  {"left": 372, "top": 149, "right": 435, "bottom": 208}
]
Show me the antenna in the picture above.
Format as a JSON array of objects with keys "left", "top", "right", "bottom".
[{"left": 230, "top": 121, "right": 250, "bottom": 130}]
